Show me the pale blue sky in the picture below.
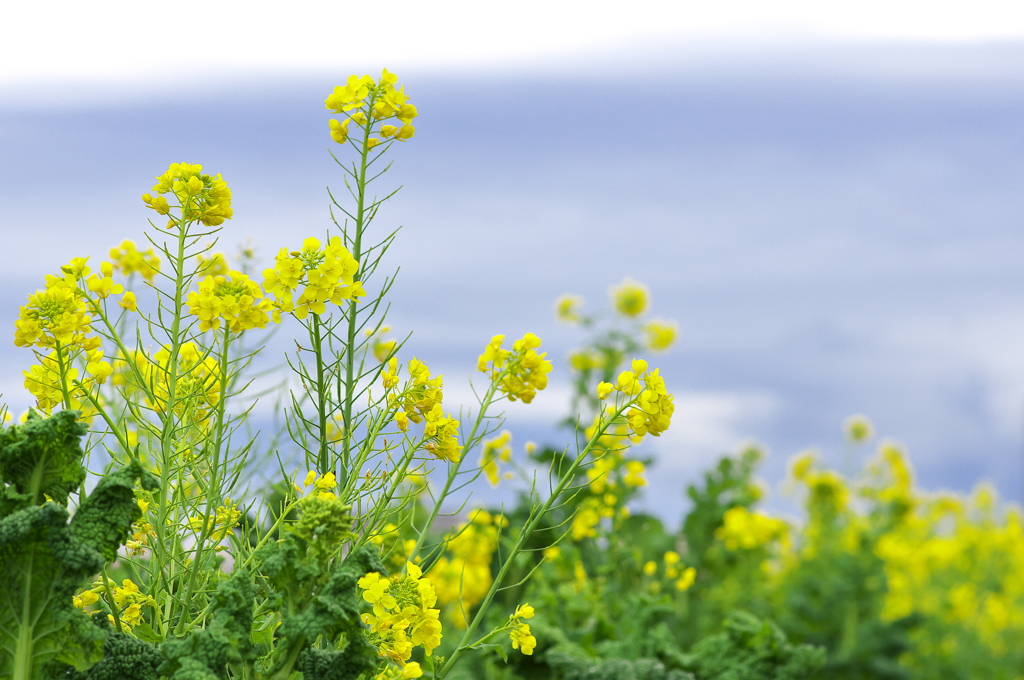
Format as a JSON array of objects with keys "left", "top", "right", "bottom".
[{"left": 2, "top": 34, "right": 1022, "bottom": 522}]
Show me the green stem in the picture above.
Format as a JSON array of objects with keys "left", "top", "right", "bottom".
[
  {"left": 340, "top": 99, "right": 376, "bottom": 483},
  {"left": 405, "top": 378, "right": 502, "bottom": 567},
  {"left": 437, "top": 402, "right": 629, "bottom": 678},
  {"left": 173, "top": 325, "right": 232, "bottom": 635},
  {"left": 310, "top": 314, "right": 330, "bottom": 474}
]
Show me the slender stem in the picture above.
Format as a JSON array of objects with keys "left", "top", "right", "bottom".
[
  {"left": 405, "top": 379, "right": 502, "bottom": 567},
  {"left": 437, "top": 403, "right": 629, "bottom": 678},
  {"left": 310, "top": 314, "right": 330, "bottom": 474},
  {"left": 340, "top": 99, "right": 376, "bottom": 483}
]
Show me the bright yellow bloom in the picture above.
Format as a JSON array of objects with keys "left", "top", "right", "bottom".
[
  {"left": 845, "top": 414, "right": 873, "bottom": 443},
  {"left": 109, "top": 240, "right": 160, "bottom": 282},
  {"left": 478, "top": 333, "right": 553, "bottom": 404},
  {"left": 119, "top": 291, "right": 138, "bottom": 312},
  {"left": 187, "top": 270, "right": 273, "bottom": 333},
  {"left": 145, "top": 162, "right": 233, "bottom": 227},
  {"left": 644, "top": 318, "right": 678, "bottom": 351},
  {"left": 610, "top": 277, "right": 649, "bottom": 317},
  {"left": 510, "top": 623, "right": 537, "bottom": 655},
  {"left": 554, "top": 294, "right": 584, "bottom": 323}
]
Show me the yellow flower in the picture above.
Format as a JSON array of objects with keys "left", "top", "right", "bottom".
[
  {"left": 329, "top": 118, "right": 350, "bottom": 143},
  {"left": 845, "top": 414, "right": 873, "bottom": 443},
  {"left": 675, "top": 566, "right": 697, "bottom": 591},
  {"left": 119, "top": 291, "right": 138, "bottom": 312},
  {"left": 187, "top": 270, "right": 273, "bottom": 333},
  {"left": 644, "top": 319, "right": 678, "bottom": 352},
  {"left": 609, "top": 277, "right": 649, "bottom": 317},
  {"left": 478, "top": 333, "right": 553, "bottom": 404},
  {"left": 109, "top": 240, "right": 160, "bottom": 282},
  {"left": 554, "top": 294, "right": 584, "bottom": 323},
  {"left": 510, "top": 622, "right": 537, "bottom": 655}
]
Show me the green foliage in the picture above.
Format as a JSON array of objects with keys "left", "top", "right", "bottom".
[
  {"left": 0, "top": 409, "right": 88, "bottom": 513},
  {"left": 683, "top": 612, "right": 825, "bottom": 680},
  {"left": 0, "top": 410, "right": 157, "bottom": 680},
  {"left": 60, "top": 621, "right": 163, "bottom": 680},
  {"left": 158, "top": 570, "right": 256, "bottom": 679}
]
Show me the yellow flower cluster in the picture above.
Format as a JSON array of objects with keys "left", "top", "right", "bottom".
[
  {"left": 844, "top": 413, "right": 874, "bottom": 443},
  {"left": 643, "top": 551, "right": 698, "bottom": 592},
  {"left": 187, "top": 270, "right": 273, "bottom": 333},
  {"left": 109, "top": 240, "right": 161, "bottom": 282},
  {"left": 643, "top": 318, "right": 678, "bottom": 352},
  {"left": 143, "top": 342, "right": 220, "bottom": 422},
  {"left": 262, "top": 236, "right": 365, "bottom": 320},
  {"left": 14, "top": 258, "right": 122, "bottom": 414},
  {"left": 609, "top": 277, "right": 649, "bottom": 317},
  {"left": 602, "top": 359, "right": 675, "bottom": 439},
  {"left": 326, "top": 69, "right": 418, "bottom": 146},
  {"left": 508, "top": 603, "right": 537, "bottom": 655},
  {"left": 358, "top": 562, "right": 443, "bottom": 667},
  {"left": 300, "top": 470, "right": 339, "bottom": 501},
  {"left": 480, "top": 430, "right": 512, "bottom": 486},
  {"left": 196, "top": 251, "right": 230, "bottom": 278},
  {"left": 555, "top": 294, "right": 585, "bottom": 324},
  {"left": 429, "top": 509, "right": 504, "bottom": 628},
  {"left": 715, "top": 506, "right": 790, "bottom": 552},
  {"left": 14, "top": 264, "right": 94, "bottom": 350},
  {"left": 187, "top": 501, "right": 242, "bottom": 544},
  {"left": 142, "top": 162, "right": 233, "bottom": 227},
  {"left": 477, "top": 333, "right": 553, "bottom": 404},
  {"left": 421, "top": 405, "right": 461, "bottom": 462},
  {"left": 383, "top": 358, "right": 460, "bottom": 461},
  {"left": 126, "top": 498, "right": 156, "bottom": 556}
]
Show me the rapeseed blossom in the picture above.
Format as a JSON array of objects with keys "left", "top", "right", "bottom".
[
  {"left": 143, "top": 162, "right": 233, "bottom": 227},
  {"left": 429, "top": 509, "right": 504, "bottom": 627},
  {"left": 480, "top": 430, "right": 512, "bottom": 486},
  {"left": 555, "top": 294, "right": 584, "bottom": 324},
  {"left": 644, "top": 318, "right": 678, "bottom": 351},
  {"left": 262, "top": 236, "right": 365, "bottom": 320},
  {"left": 187, "top": 270, "right": 273, "bottom": 332},
  {"left": 359, "top": 561, "right": 443, "bottom": 666},
  {"left": 109, "top": 240, "right": 161, "bottom": 282},
  {"left": 144, "top": 342, "right": 220, "bottom": 421},
  {"left": 508, "top": 603, "right": 537, "bottom": 655},
  {"left": 326, "top": 69, "right": 418, "bottom": 145},
  {"left": 477, "top": 333, "right": 553, "bottom": 404},
  {"left": 613, "top": 359, "right": 675, "bottom": 439},
  {"left": 609, "top": 277, "right": 649, "bottom": 317}
]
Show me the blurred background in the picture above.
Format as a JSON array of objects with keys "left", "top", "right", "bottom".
[{"left": 2, "top": 1, "right": 1022, "bottom": 524}]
